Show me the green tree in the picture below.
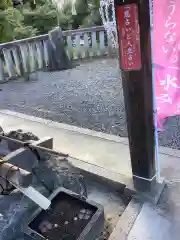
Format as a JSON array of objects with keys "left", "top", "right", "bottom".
[
  {"left": 0, "top": 0, "right": 12, "bottom": 42},
  {"left": 0, "top": 6, "right": 37, "bottom": 43},
  {"left": 0, "top": 0, "right": 12, "bottom": 10},
  {"left": 78, "top": 0, "right": 102, "bottom": 27},
  {"left": 21, "top": 0, "right": 73, "bottom": 34},
  {"left": 0, "top": 0, "right": 102, "bottom": 43},
  {"left": 69, "top": 0, "right": 101, "bottom": 29}
]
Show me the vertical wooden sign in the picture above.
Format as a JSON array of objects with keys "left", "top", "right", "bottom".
[{"left": 116, "top": 4, "right": 142, "bottom": 71}]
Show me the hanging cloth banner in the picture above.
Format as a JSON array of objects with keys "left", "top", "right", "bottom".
[{"left": 153, "top": 0, "right": 180, "bottom": 128}]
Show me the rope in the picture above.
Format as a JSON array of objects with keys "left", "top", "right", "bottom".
[
  {"left": 22, "top": 144, "right": 53, "bottom": 193},
  {"left": 23, "top": 142, "right": 41, "bottom": 161}
]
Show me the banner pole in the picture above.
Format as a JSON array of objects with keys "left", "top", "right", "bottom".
[{"left": 149, "top": 0, "right": 161, "bottom": 184}]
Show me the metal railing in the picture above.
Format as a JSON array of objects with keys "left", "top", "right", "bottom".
[{"left": 0, "top": 26, "right": 112, "bottom": 83}]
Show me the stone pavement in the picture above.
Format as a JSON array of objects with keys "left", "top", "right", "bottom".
[
  {"left": 1, "top": 110, "right": 180, "bottom": 239},
  {"left": 127, "top": 202, "right": 177, "bottom": 240},
  {"left": 110, "top": 198, "right": 179, "bottom": 240}
]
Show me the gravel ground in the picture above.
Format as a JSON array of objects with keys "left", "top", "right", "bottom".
[{"left": 0, "top": 58, "right": 179, "bottom": 149}]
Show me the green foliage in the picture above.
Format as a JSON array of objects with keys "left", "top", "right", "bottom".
[
  {"left": 22, "top": 4, "right": 57, "bottom": 34},
  {"left": 75, "top": 0, "right": 88, "bottom": 14},
  {"left": 0, "top": 0, "right": 12, "bottom": 10},
  {"left": 0, "top": 7, "right": 37, "bottom": 43},
  {"left": 63, "top": 0, "right": 101, "bottom": 29},
  {"left": 0, "top": 0, "right": 102, "bottom": 43},
  {"left": 13, "top": 25, "right": 37, "bottom": 39},
  {"left": 21, "top": 0, "right": 73, "bottom": 34},
  {"left": 81, "top": 7, "right": 102, "bottom": 27}
]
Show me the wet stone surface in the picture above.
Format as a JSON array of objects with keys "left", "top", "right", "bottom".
[
  {"left": 0, "top": 135, "right": 87, "bottom": 240},
  {"left": 0, "top": 130, "right": 128, "bottom": 240},
  {"left": 0, "top": 154, "right": 127, "bottom": 240}
]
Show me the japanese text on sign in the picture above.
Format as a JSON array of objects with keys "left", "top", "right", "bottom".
[
  {"left": 116, "top": 4, "right": 141, "bottom": 71},
  {"left": 153, "top": 0, "right": 180, "bottom": 124}
]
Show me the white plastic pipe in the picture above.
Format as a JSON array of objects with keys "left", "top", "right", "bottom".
[{"left": 12, "top": 184, "right": 51, "bottom": 210}]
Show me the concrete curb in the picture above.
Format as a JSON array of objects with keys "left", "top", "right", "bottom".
[
  {"left": 0, "top": 109, "right": 128, "bottom": 144},
  {"left": 1, "top": 109, "right": 180, "bottom": 158},
  {"left": 108, "top": 199, "right": 143, "bottom": 240}
]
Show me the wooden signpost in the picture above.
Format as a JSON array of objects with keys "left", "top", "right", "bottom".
[{"left": 114, "top": 0, "right": 156, "bottom": 191}]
